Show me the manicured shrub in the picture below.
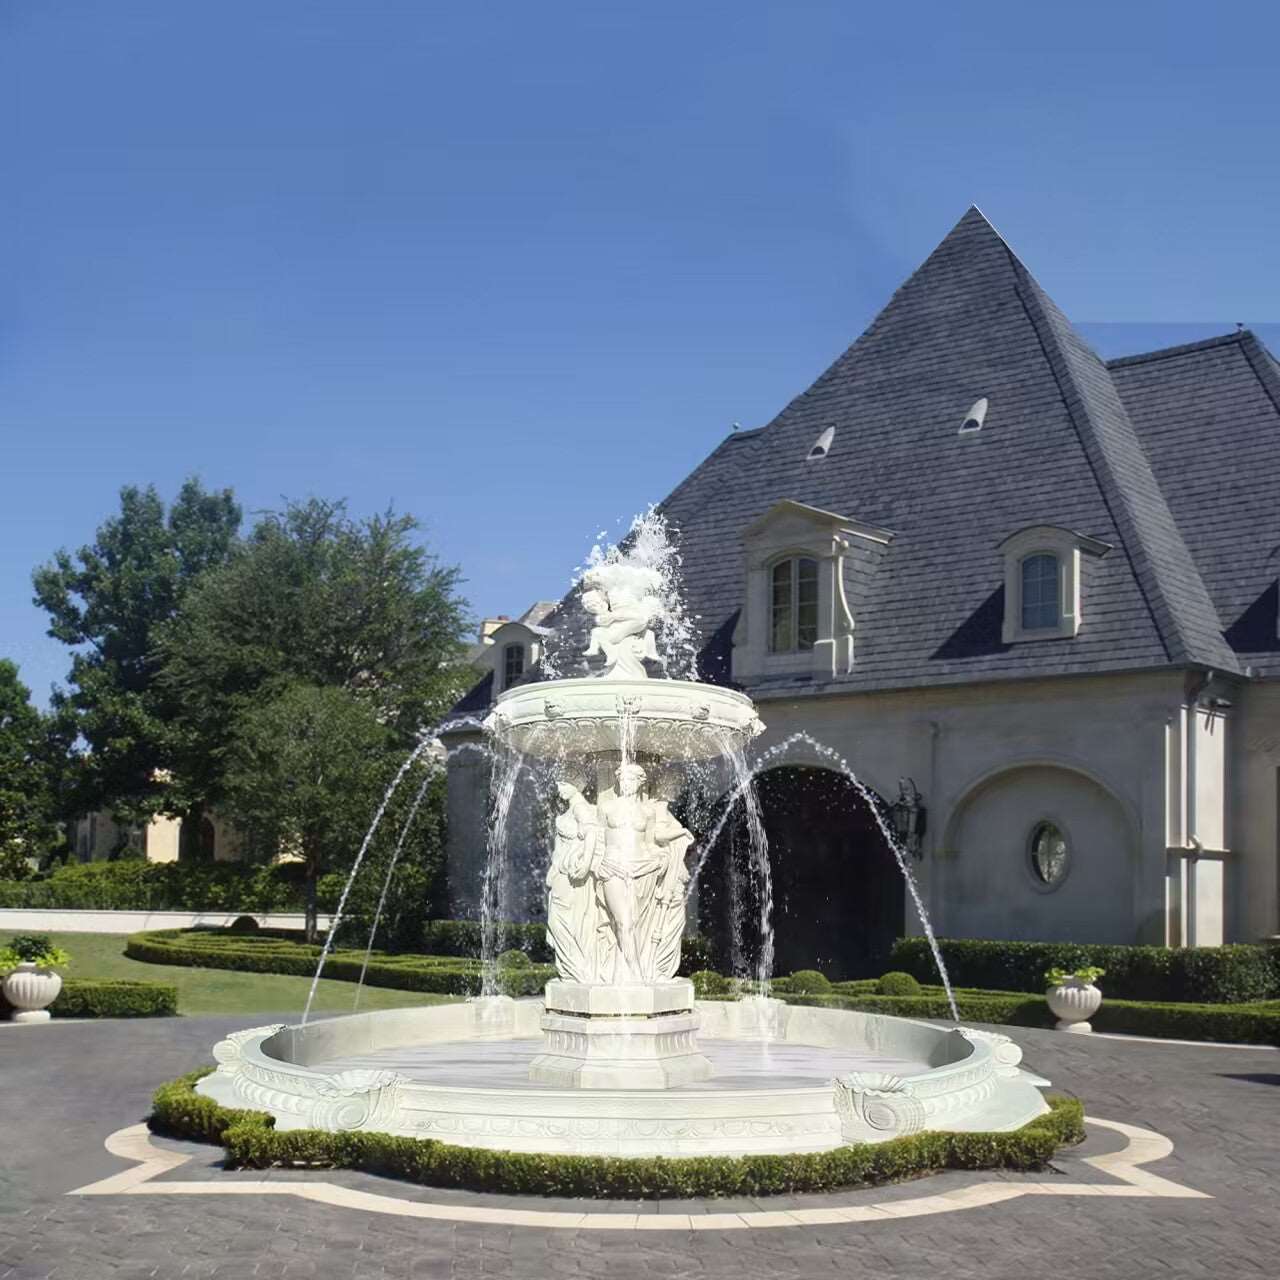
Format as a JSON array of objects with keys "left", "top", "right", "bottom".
[
  {"left": 877, "top": 971, "right": 922, "bottom": 997},
  {"left": 690, "top": 969, "right": 731, "bottom": 998},
  {"left": 889, "top": 936, "right": 1280, "bottom": 1004},
  {"left": 0, "top": 978, "right": 177, "bottom": 1018},
  {"left": 228, "top": 915, "right": 261, "bottom": 934},
  {"left": 151, "top": 1070, "right": 1085, "bottom": 1199},
  {"left": 125, "top": 928, "right": 554, "bottom": 997},
  {"left": 781, "top": 991, "right": 1280, "bottom": 1046},
  {"left": 498, "top": 948, "right": 531, "bottom": 968},
  {"left": 0, "top": 859, "right": 307, "bottom": 913},
  {"left": 420, "top": 919, "right": 552, "bottom": 963},
  {"left": 787, "top": 969, "right": 832, "bottom": 995}
]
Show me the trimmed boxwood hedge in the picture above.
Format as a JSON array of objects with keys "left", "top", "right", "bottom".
[
  {"left": 0, "top": 978, "right": 177, "bottom": 1018},
  {"left": 125, "top": 928, "right": 555, "bottom": 997},
  {"left": 890, "top": 936, "right": 1280, "bottom": 1004},
  {"left": 418, "top": 920, "right": 717, "bottom": 974},
  {"left": 150, "top": 1069, "right": 1085, "bottom": 1199},
  {"left": 0, "top": 859, "right": 308, "bottom": 912},
  {"left": 784, "top": 990, "right": 1280, "bottom": 1045}
]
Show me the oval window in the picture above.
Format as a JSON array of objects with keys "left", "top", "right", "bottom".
[{"left": 1028, "top": 821, "right": 1069, "bottom": 888}]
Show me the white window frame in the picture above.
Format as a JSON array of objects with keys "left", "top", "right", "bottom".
[
  {"left": 998, "top": 525, "right": 1110, "bottom": 644},
  {"left": 502, "top": 642, "right": 525, "bottom": 690}
]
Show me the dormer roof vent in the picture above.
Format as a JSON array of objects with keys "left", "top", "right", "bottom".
[
  {"left": 959, "top": 397, "right": 988, "bottom": 434},
  {"left": 807, "top": 426, "right": 835, "bottom": 460}
]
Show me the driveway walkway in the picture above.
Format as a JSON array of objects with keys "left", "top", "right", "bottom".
[{"left": 1, "top": 1015, "right": 1275, "bottom": 1279}]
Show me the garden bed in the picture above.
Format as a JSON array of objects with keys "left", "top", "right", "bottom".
[
  {"left": 150, "top": 1068, "right": 1085, "bottom": 1199},
  {"left": 125, "top": 927, "right": 555, "bottom": 996}
]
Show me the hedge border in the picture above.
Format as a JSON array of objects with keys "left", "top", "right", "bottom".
[
  {"left": 0, "top": 978, "right": 177, "bottom": 1019},
  {"left": 783, "top": 991, "right": 1280, "bottom": 1046},
  {"left": 125, "top": 929, "right": 554, "bottom": 997},
  {"left": 890, "top": 936, "right": 1280, "bottom": 1004},
  {"left": 150, "top": 1069, "right": 1084, "bottom": 1200}
]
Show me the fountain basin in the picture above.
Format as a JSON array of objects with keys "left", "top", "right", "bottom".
[
  {"left": 199, "top": 1000, "right": 1049, "bottom": 1158},
  {"left": 485, "top": 677, "right": 764, "bottom": 760}
]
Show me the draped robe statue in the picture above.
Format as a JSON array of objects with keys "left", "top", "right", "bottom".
[{"left": 544, "top": 783, "right": 598, "bottom": 983}]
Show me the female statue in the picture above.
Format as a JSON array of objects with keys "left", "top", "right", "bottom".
[
  {"left": 646, "top": 797, "right": 695, "bottom": 981},
  {"left": 593, "top": 763, "right": 666, "bottom": 982},
  {"left": 545, "top": 781, "right": 598, "bottom": 984}
]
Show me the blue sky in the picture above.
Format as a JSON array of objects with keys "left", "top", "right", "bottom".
[{"left": 3, "top": 1, "right": 1278, "bottom": 705}]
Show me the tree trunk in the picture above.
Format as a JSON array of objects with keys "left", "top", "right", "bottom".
[{"left": 304, "top": 866, "right": 318, "bottom": 945}]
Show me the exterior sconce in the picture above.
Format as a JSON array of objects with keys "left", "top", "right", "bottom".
[{"left": 891, "top": 777, "right": 927, "bottom": 859}]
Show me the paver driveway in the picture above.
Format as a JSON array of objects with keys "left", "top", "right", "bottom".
[{"left": 1, "top": 1014, "right": 1276, "bottom": 1279}]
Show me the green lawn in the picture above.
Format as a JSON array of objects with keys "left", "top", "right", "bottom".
[{"left": 1, "top": 931, "right": 460, "bottom": 1017}]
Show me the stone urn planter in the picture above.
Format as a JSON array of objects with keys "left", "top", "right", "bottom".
[
  {"left": 3, "top": 961, "right": 63, "bottom": 1023},
  {"left": 1046, "top": 976, "right": 1103, "bottom": 1033}
]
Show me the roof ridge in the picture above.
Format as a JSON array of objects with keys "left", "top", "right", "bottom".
[
  {"left": 1238, "top": 331, "right": 1280, "bottom": 420},
  {"left": 1006, "top": 248, "right": 1240, "bottom": 672},
  {"left": 1106, "top": 331, "right": 1247, "bottom": 369}
]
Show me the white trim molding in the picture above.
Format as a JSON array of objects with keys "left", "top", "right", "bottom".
[
  {"left": 997, "top": 525, "right": 1111, "bottom": 644},
  {"left": 734, "top": 501, "right": 894, "bottom": 684}
]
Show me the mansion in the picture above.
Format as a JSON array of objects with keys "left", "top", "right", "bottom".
[{"left": 443, "top": 207, "right": 1280, "bottom": 973}]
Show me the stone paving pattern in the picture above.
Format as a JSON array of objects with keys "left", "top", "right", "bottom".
[{"left": 2, "top": 1014, "right": 1277, "bottom": 1279}]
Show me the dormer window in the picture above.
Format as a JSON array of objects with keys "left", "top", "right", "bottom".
[
  {"left": 998, "top": 526, "right": 1111, "bottom": 643},
  {"left": 770, "top": 556, "right": 819, "bottom": 652},
  {"left": 1019, "top": 553, "right": 1061, "bottom": 631},
  {"left": 733, "top": 500, "right": 894, "bottom": 683},
  {"left": 503, "top": 643, "right": 525, "bottom": 688}
]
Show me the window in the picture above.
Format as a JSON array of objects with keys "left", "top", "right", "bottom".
[
  {"left": 1027, "top": 821, "right": 1070, "bottom": 889},
  {"left": 1020, "top": 553, "right": 1060, "bottom": 631},
  {"left": 770, "top": 557, "right": 819, "bottom": 652},
  {"left": 998, "top": 526, "right": 1110, "bottom": 643},
  {"left": 503, "top": 643, "right": 525, "bottom": 687}
]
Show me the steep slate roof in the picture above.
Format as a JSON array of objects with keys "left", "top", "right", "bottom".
[
  {"left": 658, "top": 207, "right": 1243, "bottom": 694},
  {"left": 447, "top": 207, "right": 1269, "bottom": 719},
  {"left": 1112, "top": 331, "right": 1280, "bottom": 677}
]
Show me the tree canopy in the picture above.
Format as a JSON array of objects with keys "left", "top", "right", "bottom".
[
  {"left": 221, "top": 682, "right": 440, "bottom": 941},
  {"left": 157, "top": 497, "right": 470, "bottom": 811},
  {"left": 31, "top": 480, "right": 241, "bottom": 820},
  {"left": 0, "top": 660, "right": 63, "bottom": 877}
]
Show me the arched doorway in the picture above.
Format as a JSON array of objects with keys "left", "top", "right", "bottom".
[{"left": 698, "top": 766, "right": 905, "bottom": 980}]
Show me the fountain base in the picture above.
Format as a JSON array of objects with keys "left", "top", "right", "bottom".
[{"left": 527, "top": 980, "right": 713, "bottom": 1089}]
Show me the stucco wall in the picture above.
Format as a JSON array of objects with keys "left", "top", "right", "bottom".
[
  {"left": 1231, "top": 681, "right": 1280, "bottom": 941},
  {"left": 443, "top": 668, "right": 1280, "bottom": 946},
  {"left": 748, "top": 671, "right": 1175, "bottom": 946}
]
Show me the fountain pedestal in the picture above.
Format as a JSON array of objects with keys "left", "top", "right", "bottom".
[{"left": 528, "top": 979, "right": 713, "bottom": 1089}]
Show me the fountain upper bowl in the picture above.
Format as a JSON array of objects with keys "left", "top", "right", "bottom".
[{"left": 485, "top": 677, "right": 765, "bottom": 760}]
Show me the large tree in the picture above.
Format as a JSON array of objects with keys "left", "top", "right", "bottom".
[
  {"left": 0, "top": 661, "right": 63, "bottom": 878},
  {"left": 157, "top": 497, "right": 470, "bottom": 812},
  {"left": 222, "top": 682, "right": 440, "bottom": 942},
  {"left": 32, "top": 480, "right": 241, "bottom": 821}
]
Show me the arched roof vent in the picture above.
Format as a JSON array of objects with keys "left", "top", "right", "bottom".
[
  {"left": 807, "top": 425, "right": 835, "bottom": 460},
  {"left": 959, "top": 397, "right": 988, "bottom": 434}
]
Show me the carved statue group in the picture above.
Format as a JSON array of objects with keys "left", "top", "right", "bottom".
[
  {"left": 545, "top": 763, "right": 694, "bottom": 985},
  {"left": 580, "top": 564, "right": 662, "bottom": 680}
]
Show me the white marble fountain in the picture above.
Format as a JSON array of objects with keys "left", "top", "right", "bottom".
[{"left": 199, "top": 519, "right": 1050, "bottom": 1158}]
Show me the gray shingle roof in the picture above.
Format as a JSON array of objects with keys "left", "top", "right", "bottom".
[
  {"left": 657, "top": 207, "right": 1243, "bottom": 693},
  {"left": 1112, "top": 330, "right": 1280, "bottom": 676},
  {"left": 449, "top": 207, "right": 1274, "bottom": 718}
]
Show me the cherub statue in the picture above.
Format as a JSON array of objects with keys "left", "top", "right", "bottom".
[{"left": 581, "top": 580, "right": 661, "bottom": 680}]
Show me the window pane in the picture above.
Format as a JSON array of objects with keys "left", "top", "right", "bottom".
[
  {"left": 797, "top": 558, "right": 818, "bottom": 650},
  {"left": 1029, "top": 821, "right": 1069, "bottom": 886},
  {"left": 771, "top": 603, "right": 793, "bottom": 652},
  {"left": 1020, "top": 554, "right": 1059, "bottom": 630},
  {"left": 770, "top": 561, "right": 794, "bottom": 651},
  {"left": 504, "top": 644, "right": 525, "bottom": 683}
]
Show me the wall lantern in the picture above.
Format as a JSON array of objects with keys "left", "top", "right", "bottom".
[{"left": 890, "top": 777, "right": 927, "bottom": 859}]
